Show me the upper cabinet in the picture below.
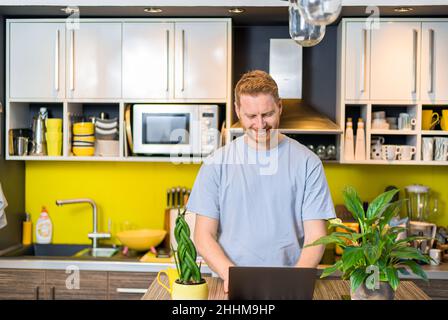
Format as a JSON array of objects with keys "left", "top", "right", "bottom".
[
  {"left": 174, "top": 22, "right": 228, "bottom": 100},
  {"left": 122, "top": 22, "right": 174, "bottom": 100},
  {"left": 421, "top": 22, "right": 448, "bottom": 102},
  {"left": 344, "top": 22, "right": 370, "bottom": 101},
  {"left": 370, "top": 22, "right": 420, "bottom": 101},
  {"left": 9, "top": 22, "right": 66, "bottom": 100},
  {"left": 67, "top": 22, "right": 122, "bottom": 99}
]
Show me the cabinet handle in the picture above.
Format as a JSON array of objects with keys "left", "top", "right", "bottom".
[
  {"left": 70, "top": 29, "right": 75, "bottom": 91},
  {"left": 428, "top": 28, "right": 434, "bottom": 94},
  {"left": 412, "top": 29, "right": 418, "bottom": 94},
  {"left": 166, "top": 29, "right": 169, "bottom": 92},
  {"left": 35, "top": 286, "right": 40, "bottom": 300},
  {"left": 54, "top": 29, "right": 59, "bottom": 91},
  {"left": 116, "top": 288, "right": 147, "bottom": 294},
  {"left": 181, "top": 29, "right": 185, "bottom": 92},
  {"left": 360, "top": 28, "right": 367, "bottom": 93},
  {"left": 51, "top": 286, "right": 56, "bottom": 300}
]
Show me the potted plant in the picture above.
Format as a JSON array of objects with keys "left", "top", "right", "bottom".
[
  {"left": 170, "top": 208, "right": 208, "bottom": 300},
  {"left": 306, "top": 186, "right": 430, "bottom": 300}
]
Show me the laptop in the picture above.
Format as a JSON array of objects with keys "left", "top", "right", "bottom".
[{"left": 228, "top": 266, "right": 317, "bottom": 300}]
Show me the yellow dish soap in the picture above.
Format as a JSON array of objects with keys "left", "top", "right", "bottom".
[
  {"left": 22, "top": 213, "right": 32, "bottom": 245},
  {"left": 36, "top": 206, "right": 52, "bottom": 244}
]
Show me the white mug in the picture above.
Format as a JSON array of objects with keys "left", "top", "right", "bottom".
[
  {"left": 429, "top": 249, "right": 442, "bottom": 266},
  {"left": 422, "top": 137, "right": 434, "bottom": 161},
  {"left": 398, "top": 113, "right": 416, "bottom": 130},
  {"left": 371, "top": 137, "right": 385, "bottom": 160},
  {"left": 381, "top": 145, "right": 401, "bottom": 161},
  {"left": 434, "top": 137, "right": 447, "bottom": 161},
  {"left": 398, "top": 145, "right": 416, "bottom": 161}
]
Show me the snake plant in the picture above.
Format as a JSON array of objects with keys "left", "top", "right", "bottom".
[
  {"left": 172, "top": 208, "right": 203, "bottom": 285},
  {"left": 305, "top": 186, "right": 430, "bottom": 293}
]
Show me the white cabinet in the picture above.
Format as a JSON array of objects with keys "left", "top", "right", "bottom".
[
  {"left": 174, "top": 22, "right": 228, "bottom": 100},
  {"left": 370, "top": 22, "right": 421, "bottom": 101},
  {"left": 122, "top": 23, "right": 174, "bottom": 99},
  {"left": 67, "top": 22, "right": 122, "bottom": 99},
  {"left": 344, "top": 22, "right": 370, "bottom": 101},
  {"left": 421, "top": 22, "right": 448, "bottom": 102},
  {"left": 9, "top": 22, "right": 65, "bottom": 99}
]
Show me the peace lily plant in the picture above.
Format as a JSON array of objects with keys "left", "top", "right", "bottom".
[{"left": 306, "top": 187, "right": 430, "bottom": 299}]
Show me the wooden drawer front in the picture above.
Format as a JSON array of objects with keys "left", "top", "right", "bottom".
[
  {"left": 0, "top": 269, "right": 45, "bottom": 300},
  {"left": 413, "top": 279, "right": 448, "bottom": 300},
  {"left": 45, "top": 270, "right": 108, "bottom": 300},
  {"left": 108, "top": 272, "right": 156, "bottom": 300}
]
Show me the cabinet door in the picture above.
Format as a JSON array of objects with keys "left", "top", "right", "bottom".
[
  {"left": 108, "top": 272, "right": 156, "bottom": 300},
  {"left": 9, "top": 22, "right": 65, "bottom": 99},
  {"left": 174, "top": 22, "right": 228, "bottom": 100},
  {"left": 421, "top": 22, "right": 448, "bottom": 102},
  {"left": 122, "top": 23, "right": 174, "bottom": 99},
  {"left": 45, "top": 270, "right": 108, "bottom": 300},
  {"left": 370, "top": 22, "right": 421, "bottom": 101},
  {"left": 344, "top": 22, "right": 370, "bottom": 101},
  {"left": 0, "top": 269, "right": 45, "bottom": 300},
  {"left": 67, "top": 23, "right": 122, "bottom": 99}
]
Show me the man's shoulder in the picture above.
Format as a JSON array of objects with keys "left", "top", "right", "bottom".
[{"left": 283, "top": 136, "right": 321, "bottom": 164}]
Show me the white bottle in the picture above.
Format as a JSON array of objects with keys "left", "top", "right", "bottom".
[
  {"left": 355, "top": 118, "right": 366, "bottom": 160},
  {"left": 344, "top": 118, "right": 355, "bottom": 161},
  {"left": 36, "top": 206, "right": 52, "bottom": 244}
]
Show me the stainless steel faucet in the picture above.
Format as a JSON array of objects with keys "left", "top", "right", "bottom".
[{"left": 55, "top": 198, "right": 111, "bottom": 250}]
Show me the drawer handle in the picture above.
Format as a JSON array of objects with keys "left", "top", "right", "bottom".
[{"left": 116, "top": 288, "right": 147, "bottom": 294}]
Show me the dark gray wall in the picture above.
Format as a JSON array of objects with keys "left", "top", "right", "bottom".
[
  {"left": 233, "top": 25, "right": 337, "bottom": 120},
  {"left": 0, "top": 15, "right": 25, "bottom": 251}
]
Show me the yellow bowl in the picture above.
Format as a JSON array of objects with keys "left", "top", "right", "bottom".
[
  {"left": 73, "top": 135, "right": 95, "bottom": 142},
  {"left": 72, "top": 146, "right": 95, "bottom": 156},
  {"left": 73, "top": 122, "right": 95, "bottom": 135},
  {"left": 116, "top": 229, "right": 167, "bottom": 251}
]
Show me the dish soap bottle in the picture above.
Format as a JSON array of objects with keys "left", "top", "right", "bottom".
[
  {"left": 355, "top": 118, "right": 366, "bottom": 160},
  {"left": 344, "top": 117, "right": 355, "bottom": 161},
  {"left": 22, "top": 213, "right": 32, "bottom": 245},
  {"left": 36, "top": 206, "right": 52, "bottom": 244}
]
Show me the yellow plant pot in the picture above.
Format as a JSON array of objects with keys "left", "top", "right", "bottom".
[{"left": 171, "top": 280, "right": 209, "bottom": 300}]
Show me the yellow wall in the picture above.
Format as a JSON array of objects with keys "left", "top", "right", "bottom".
[{"left": 25, "top": 162, "right": 448, "bottom": 244}]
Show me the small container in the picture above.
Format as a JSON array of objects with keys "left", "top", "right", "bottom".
[
  {"left": 22, "top": 213, "right": 32, "bottom": 245},
  {"left": 344, "top": 118, "right": 355, "bottom": 161},
  {"left": 36, "top": 206, "right": 52, "bottom": 244}
]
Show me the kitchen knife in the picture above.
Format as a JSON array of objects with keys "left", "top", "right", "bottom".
[
  {"left": 171, "top": 188, "right": 176, "bottom": 208},
  {"left": 167, "top": 188, "right": 171, "bottom": 208},
  {"left": 181, "top": 187, "right": 186, "bottom": 208},
  {"left": 176, "top": 187, "right": 181, "bottom": 208}
]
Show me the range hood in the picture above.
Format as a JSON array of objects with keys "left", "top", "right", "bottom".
[{"left": 231, "top": 39, "right": 341, "bottom": 134}]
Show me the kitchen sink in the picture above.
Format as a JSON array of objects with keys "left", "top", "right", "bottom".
[
  {"left": 73, "top": 247, "right": 119, "bottom": 258},
  {"left": 2, "top": 244, "right": 91, "bottom": 257}
]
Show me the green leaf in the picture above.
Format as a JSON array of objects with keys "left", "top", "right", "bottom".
[
  {"left": 384, "top": 267, "right": 399, "bottom": 291},
  {"left": 391, "top": 247, "right": 430, "bottom": 263},
  {"left": 321, "top": 260, "right": 343, "bottom": 278},
  {"left": 342, "top": 246, "right": 365, "bottom": 272},
  {"left": 343, "top": 186, "right": 365, "bottom": 222},
  {"left": 364, "top": 244, "right": 381, "bottom": 265},
  {"left": 400, "top": 260, "right": 428, "bottom": 281},
  {"left": 397, "top": 267, "right": 410, "bottom": 276},
  {"left": 304, "top": 235, "right": 348, "bottom": 248},
  {"left": 330, "top": 224, "right": 358, "bottom": 234},
  {"left": 350, "top": 269, "right": 367, "bottom": 293},
  {"left": 379, "top": 200, "right": 403, "bottom": 228},
  {"left": 366, "top": 189, "right": 399, "bottom": 220}
]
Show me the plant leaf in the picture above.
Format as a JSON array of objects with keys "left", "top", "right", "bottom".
[
  {"left": 364, "top": 244, "right": 381, "bottom": 265},
  {"left": 366, "top": 189, "right": 399, "bottom": 220},
  {"left": 379, "top": 200, "right": 403, "bottom": 228},
  {"left": 342, "top": 246, "right": 365, "bottom": 273},
  {"left": 350, "top": 269, "right": 367, "bottom": 293},
  {"left": 400, "top": 260, "right": 428, "bottom": 281},
  {"left": 321, "top": 260, "right": 343, "bottom": 278},
  {"left": 384, "top": 267, "right": 399, "bottom": 291},
  {"left": 343, "top": 186, "right": 365, "bottom": 222},
  {"left": 391, "top": 247, "right": 430, "bottom": 263},
  {"left": 304, "top": 235, "right": 348, "bottom": 248}
]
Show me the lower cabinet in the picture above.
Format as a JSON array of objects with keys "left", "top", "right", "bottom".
[
  {"left": 412, "top": 279, "right": 448, "bottom": 300},
  {"left": 0, "top": 268, "right": 157, "bottom": 300}
]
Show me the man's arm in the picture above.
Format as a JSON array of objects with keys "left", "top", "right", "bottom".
[
  {"left": 194, "top": 214, "right": 234, "bottom": 293},
  {"left": 295, "top": 219, "right": 327, "bottom": 268}
]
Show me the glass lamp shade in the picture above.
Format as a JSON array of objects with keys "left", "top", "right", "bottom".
[
  {"left": 289, "top": 1, "right": 326, "bottom": 47},
  {"left": 298, "top": 0, "right": 342, "bottom": 26}
]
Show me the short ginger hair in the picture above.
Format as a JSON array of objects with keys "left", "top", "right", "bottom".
[{"left": 234, "top": 70, "right": 280, "bottom": 106}]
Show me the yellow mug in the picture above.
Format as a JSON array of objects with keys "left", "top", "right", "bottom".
[
  {"left": 157, "top": 267, "right": 180, "bottom": 294},
  {"left": 422, "top": 110, "right": 440, "bottom": 130},
  {"left": 441, "top": 110, "right": 448, "bottom": 131}
]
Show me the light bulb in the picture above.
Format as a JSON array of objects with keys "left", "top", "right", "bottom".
[
  {"left": 289, "top": 1, "right": 326, "bottom": 47},
  {"left": 298, "top": 0, "right": 342, "bottom": 26}
]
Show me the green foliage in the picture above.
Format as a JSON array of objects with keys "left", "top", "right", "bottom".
[
  {"left": 172, "top": 208, "right": 203, "bottom": 284},
  {"left": 305, "top": 186, "right": 429, "bottom": 292}
]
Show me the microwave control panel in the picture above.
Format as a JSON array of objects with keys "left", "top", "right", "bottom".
[{"left": 199, "top": 105, "right": 219, "bottom": 155}]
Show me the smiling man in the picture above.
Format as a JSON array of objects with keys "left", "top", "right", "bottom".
[{"left": 186, "top": 70, "right": 336, "bottom": 293}]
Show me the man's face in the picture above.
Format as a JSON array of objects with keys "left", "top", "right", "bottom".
[{"left": 235, "top": 93, "right": 282, "bottom": 145}]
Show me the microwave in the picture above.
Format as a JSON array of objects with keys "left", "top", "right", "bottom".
[{"left": 132, "top": 104, "right": 219, "bottom": 156}]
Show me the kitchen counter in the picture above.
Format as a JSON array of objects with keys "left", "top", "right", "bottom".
[{"left": 142, "top": 276, "right": 430, "bottom": 300}]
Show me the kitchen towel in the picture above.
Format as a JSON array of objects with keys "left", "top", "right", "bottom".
[{"left": 0, "top": 182, "right": 8, "bottom": 229}]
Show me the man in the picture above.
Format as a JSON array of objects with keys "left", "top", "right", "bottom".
[{"left": 186, "top": 70, "right": 336, "bottom": 293}]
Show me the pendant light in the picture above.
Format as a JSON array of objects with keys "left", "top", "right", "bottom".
[
  {"left": 298, "top": 0, "right": 342, "bottom": 26},
  {"left": 289, "top": 0, "right": 326, "bottom": 47}
]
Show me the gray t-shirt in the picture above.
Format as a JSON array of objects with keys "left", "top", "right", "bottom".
[{"left": 186, "top": 135, "right": 336, "bottom": 267}]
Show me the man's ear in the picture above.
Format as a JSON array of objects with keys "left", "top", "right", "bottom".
[
  {"left": 278, "top": 100, "right": 283, "bottom": 115},
  {"left": 234, "top": 102, "right": 241, "bottom": 120}
]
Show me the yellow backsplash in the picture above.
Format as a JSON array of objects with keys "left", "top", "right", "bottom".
[{"left": 25, "top": 162, "right": 448, "bottom": 244}]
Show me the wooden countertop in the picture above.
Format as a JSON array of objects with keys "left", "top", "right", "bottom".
[{"left": 142, "top": 276, "right": 430, "bottom": 300}]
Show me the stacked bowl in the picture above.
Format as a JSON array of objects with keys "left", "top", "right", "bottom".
[
  {"left": 72, "top": 122, "right": 95, "bottom": 156},
  {"left": 46, "top": 118, "right": 63, "bottom": 156}
]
